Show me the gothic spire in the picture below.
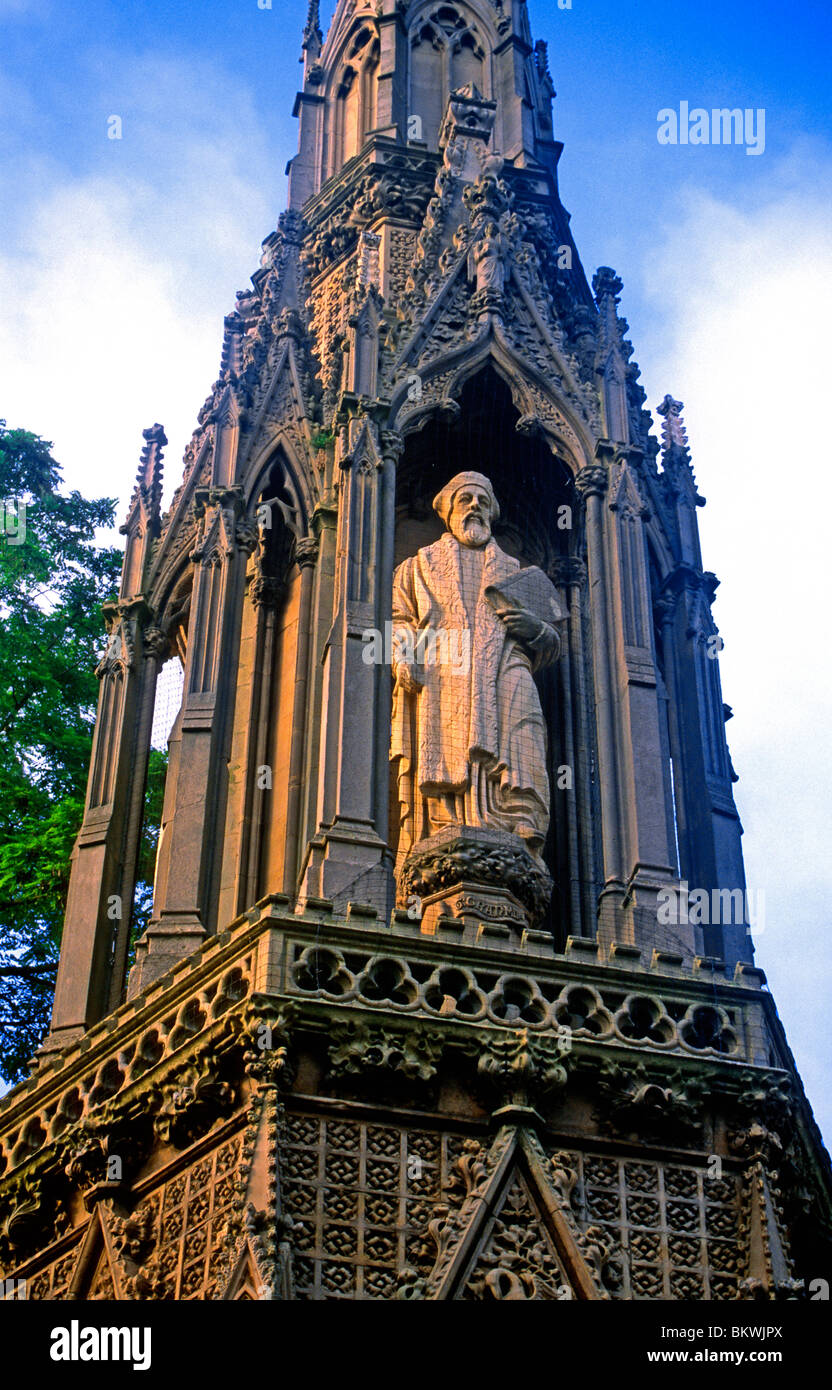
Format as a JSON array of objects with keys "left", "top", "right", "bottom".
[
  {"left": 657, "top": 394, "right": 702, "bottom": 490},
  {"left": 303, "top": 0, "right": 322, "bottom": 51},
  {"left": 657, "top": 394, "right": 701, "bottom": 493},
  {"left": 118, "top": 422, "right": 167, "bottom": 600},
  {"left": 657, "top": 394, "right": 689, "bottom": 456},
  {"left": 132, "top": 422, "right": 166, "bottom": 521},
  {"left": 592, "top": 267, "right": 630, "bottom": 443},
  {"left": 657, "top": 395, "right": 704, "bottom": 569}
]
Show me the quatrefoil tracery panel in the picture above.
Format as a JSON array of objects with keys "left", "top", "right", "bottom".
[
  {"left": 412, "top": 6, "right": 486, "bottom": 59},
  {"left": 284, "top": 941, "right": 751, "bottom": 1063}
]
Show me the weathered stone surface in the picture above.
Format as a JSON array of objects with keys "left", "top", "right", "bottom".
[{"left": 11, "top": 0, "right": 830, "bottom": 1302}]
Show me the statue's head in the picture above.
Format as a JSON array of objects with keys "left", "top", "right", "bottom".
[{"left": 433, "top": 471, "right": 499, "bottom": 549}]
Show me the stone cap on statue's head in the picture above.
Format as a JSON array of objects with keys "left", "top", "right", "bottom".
[{"left": 432, "top": 472, "right": 501, "bottom": 526}]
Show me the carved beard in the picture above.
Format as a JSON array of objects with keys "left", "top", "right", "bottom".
[{"left": 451, "top": 512, "right": 491, "bottom": 548}]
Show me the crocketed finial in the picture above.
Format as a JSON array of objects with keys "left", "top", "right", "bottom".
[
  {"left": 136, "top": 424, "right": 167, "bottom": 512},
  {"left": 303, "top": 0, "right": 323, "bottom": 49},
  {"left": 656, "top": 394, "right": 689, "bottom": 453},
  {"left": 592, "top": 266, "right": 624, "bottom": 304}
]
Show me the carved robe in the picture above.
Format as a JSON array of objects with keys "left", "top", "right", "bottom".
[
  {"left": 470, "top": 227, "right": 508, "bottom": 294},
  {"left": 390, "top": 533, "right": 558, "bottom": 860}
]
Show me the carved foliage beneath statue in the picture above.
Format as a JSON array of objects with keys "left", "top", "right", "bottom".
[{"left": 399, "top": 834, "right": 552, "bottom": 925}]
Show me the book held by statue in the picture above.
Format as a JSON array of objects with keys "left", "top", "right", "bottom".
[{"left": 484, "top": 565, "right": 565, "bottom": 627}]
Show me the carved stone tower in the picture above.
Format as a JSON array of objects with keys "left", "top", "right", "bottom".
[{"left": 1, "top": 0, "right": 829, "bottom": 1303}]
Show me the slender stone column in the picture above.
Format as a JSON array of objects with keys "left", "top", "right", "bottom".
[
  {"left": 654, "top": 666, "right": 681, "bottom": 878},
  {"left": 568, "top": 564, "right": 600, "bottom": 937},
  {"left": 558, "top": 618, "right": 582, "bottom": 941},
  {"left": 283, "top": 537, "right": 319, "bottom": 896},
  {"left": 300, "top": 418, "right": 391, "bottom": 912},
  {"left": 552, "top": 557, "right": 590, "bottom": 938},
  {"left": 106, "top": 623, "right": 168, "bottom": 1011},
  {"left": 128, "top": 487, "right": 254, "bottom": 994},
  {"left": 575, "top": 453, "right": 626, "bottom": 943},
  {"left": 372, "top": 431, "right": 403, "bottom": 862},
  {"left": 299, "top": 495, "right": 338, "bottom": 862},
  {"left": 46, "top": 604, "right": 159, "bottom": 1045},
  {"left": 657, "top": 595, "right": 688, "bottom": 875},
  {"left": 241, "top": 572, "right": 282, "bottom": 912}
]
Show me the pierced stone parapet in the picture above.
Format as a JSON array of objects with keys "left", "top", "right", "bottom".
[{"left": 0, "top": 898, "right": 783, "bottom": 1196}]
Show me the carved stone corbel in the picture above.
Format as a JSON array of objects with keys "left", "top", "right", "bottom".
[
  {"left": 326, "top": 1018, "right": 443, "bottom": 1090},
  {"left": 153, "top": 1059, "right": 236, "bottom": 1149},
  {"left": 593, "top": 1060, "right": 706, "bottom": 1138},
  {"left": 238, "top": 998, "right": 298, "bottom": 1093},
  {"left": 476, "top": 1028, "right": 569, "bottom": 1116}
]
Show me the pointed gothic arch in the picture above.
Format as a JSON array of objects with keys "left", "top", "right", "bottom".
[
  {"left": 241, "top": 347, "right": 319, "bottom": 536},
  {"left": 409, "top": 3, "right": 490, "bottom": 149},
  {"left": 390, "top": 364, "right": 592, "bottom": 947},
  {"left": 389, "top": 335, "right": 594, "bottom": 482},
  {"left": 326, "top": 22, "right": 381, "bottom": 178},
  {"left": 214, "top": 449, "right": 317, "bottom": 924},
  {"left": 244, "top": 438, "right": 310, "bottom": 543}
]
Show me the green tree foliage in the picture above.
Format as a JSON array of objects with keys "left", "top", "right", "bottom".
[{"left": 0, "top": 421, "right": 122, "bottom": 1082}]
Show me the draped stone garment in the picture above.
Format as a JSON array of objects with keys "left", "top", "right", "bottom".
[{"left": 390, "top": 533, "right": 558, "bottom": 860}]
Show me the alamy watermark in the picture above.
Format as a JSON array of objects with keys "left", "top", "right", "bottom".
[
  {"left": 658, "top": 881, "right": 765, "bottom": 934},
  {"left": 50, "top": 1321, "right": 151, "bottom": 1370},
  {"left": 0, "top": 498, "right": 26, "bottom": 544},
  {"left": 362, "top": 622, "right": 471, "bottom": 677},
  {"left": 657, "top": 103, "right": 765, "bottom": 156}
]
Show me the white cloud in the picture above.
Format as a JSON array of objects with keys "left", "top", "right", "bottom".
[
  {"left": 638, "top": 145, "right": 832, "bottom": 1145},
  {"left": 2, "top": 40, "right": 829, "bottom": 1149},
  {"left": 0, "top": 52, "right": 284, "bottom": 519}
]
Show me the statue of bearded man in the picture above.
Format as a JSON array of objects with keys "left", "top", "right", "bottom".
[{"left": 390, "top": 471, "right": 561, "bottom": 866}]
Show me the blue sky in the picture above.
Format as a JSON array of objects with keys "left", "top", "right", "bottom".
[{"left": 1, "top": 0, "right": 831, "bottom": 1146}]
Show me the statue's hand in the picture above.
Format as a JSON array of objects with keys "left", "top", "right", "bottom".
[
  {"left": 499, "top": 606, "right": 544, "bottom": 646},
  {"left": 395, "top": 661, "right": 424, "bottom": 695}
]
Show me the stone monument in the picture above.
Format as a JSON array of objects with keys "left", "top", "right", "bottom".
[
  {"left": 0, "top": 0, "right": 828, "bottom": 1305},
  {"left": 391, "top": 470, "right": 562, "bottom": 931}
]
